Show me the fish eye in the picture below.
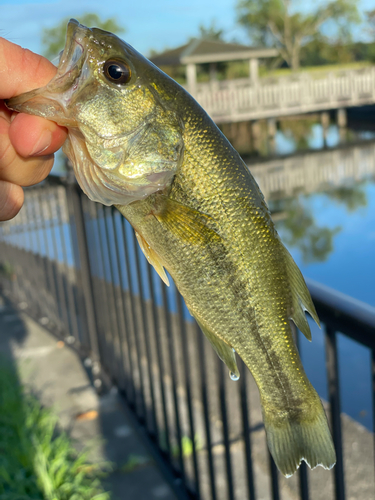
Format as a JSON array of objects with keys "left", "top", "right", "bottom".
[{"left": 103, "top": 59, "right": 131, "bottom": 84}]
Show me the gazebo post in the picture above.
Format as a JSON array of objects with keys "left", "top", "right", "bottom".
[
  {"left": 151, "top": 40, "right": 278, "bottom": 95},
  {"left": 186, "top": 63, "right": 197, "bottom": 95},
  {"left": 209, "top": 63, "right": 217, "bottom": 82},
  {"left": 249, "top": 58, "right": 259, "bottom": 85}
]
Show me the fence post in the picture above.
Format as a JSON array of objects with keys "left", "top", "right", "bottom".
[
  {"left": 325, "top": 326, "right": 346, "bottom": 500},
  {"left": 65, "top": 180, "right": 102, "bottom": 384}
]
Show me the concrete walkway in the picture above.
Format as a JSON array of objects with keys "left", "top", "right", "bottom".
[{"left": 0, "top": 295, "right": 177, "bottom": 500}]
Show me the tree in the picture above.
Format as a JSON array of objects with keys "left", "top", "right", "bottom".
[
  {"left": 326, "top": 185, "right": 367, "bottom": 212},
  {"left": 366, "top": 9, "right": 375, "bottom": 39},
  {"left": 236, "top": 0, "right": 360, "bottom": 70},
  {"left": 197, "top": 20, "right": 225, "bottom": 41},
  {"left": 41, "top": 14, "right": 125, "bottom": 60}
]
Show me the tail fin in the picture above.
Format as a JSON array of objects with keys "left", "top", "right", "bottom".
[{"left": 262, "top": 399, "right": 336, "bottom": 477}]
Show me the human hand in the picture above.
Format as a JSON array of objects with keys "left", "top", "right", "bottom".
[{"left": 0, "top": 38, "right": 68, "bottom": 221}]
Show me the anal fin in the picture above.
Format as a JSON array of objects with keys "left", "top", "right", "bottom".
[
  {"left": 135, "top": 231, "right": 170, "bottom": 286},
  {"left": 194, "top": 316, "right": 239, "bottom": 379}
]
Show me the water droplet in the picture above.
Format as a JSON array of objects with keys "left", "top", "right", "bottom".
[
  {"left": 230, "top": 371, "right": 240, "bottom": 381},
  {"left": 94, "top": 378, "right": 102, "bottom": 388}
]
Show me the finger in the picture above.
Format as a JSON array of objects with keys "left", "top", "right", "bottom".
[
  {"left": 9, "top": 113, "right": 67, "bottom": 157},
  {"left": 0, "top": 180, "right": 24, "bottom": 221},
  {"left": 0, "top": 39, "right": 67, "bottom": 187},
  {"left": 0, "top": 114, "right": 55, "bottom": 185},
  {"left": 0, "top": 100, "right": 12, "bottom": 122},
  {"left": 0, "top": 37, "right": 57, "bottom": 99}
]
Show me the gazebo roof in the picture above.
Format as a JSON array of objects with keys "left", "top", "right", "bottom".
[{"left": 150, "top": 38, "right": 278, "bottom": 66}]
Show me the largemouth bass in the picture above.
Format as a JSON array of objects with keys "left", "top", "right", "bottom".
[{"left": 7, "top": 19, "right": 336, "bottom": 477}]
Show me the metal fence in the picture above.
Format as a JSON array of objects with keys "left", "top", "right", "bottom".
[{"left": 0, "top": 175, "right": 374, "bottom": 500}]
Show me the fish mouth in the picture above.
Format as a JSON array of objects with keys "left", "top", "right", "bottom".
[
  {"left": 6, "top": 19, "right": 90, "bottom": 126},
  {"left": 58, "top": 19, "right": 87, "bottom": 77}
]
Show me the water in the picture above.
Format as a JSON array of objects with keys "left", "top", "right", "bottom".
[
  {"left": 272, "top": 183, "right": 375, "bottom": 306},
  {"left": 230, "top": 371, "right": 240, "bottom": 381},
  {"left": 275, "top": 122, "right": 375, "bottom": 155}
]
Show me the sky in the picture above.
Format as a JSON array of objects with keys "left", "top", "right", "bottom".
[{"left": 1, "top": 0, "right": 374, "bottom": 59}]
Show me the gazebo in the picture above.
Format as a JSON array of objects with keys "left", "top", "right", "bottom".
[{"left": 150, "top": 38, "right": 278, "bottom": 94}]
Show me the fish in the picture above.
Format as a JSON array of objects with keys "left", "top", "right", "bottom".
[{"left": 7, "top": 19, "right": 336, "bottom": 477}]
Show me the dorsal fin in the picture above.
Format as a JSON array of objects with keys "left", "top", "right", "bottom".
[{"left": 283, "top": 247, "right": 320, "bottom": 341}]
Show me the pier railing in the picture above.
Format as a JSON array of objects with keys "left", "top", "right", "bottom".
[
  {"left": 0, "top": 175, "right": 374, "bottom": 500},
  {"left": 193, "top": 67, "right": 375, "bottom": 123}
]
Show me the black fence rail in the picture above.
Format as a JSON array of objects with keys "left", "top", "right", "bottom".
[{"left": 0, "top": 175, "right": 375, "bottom": 500}]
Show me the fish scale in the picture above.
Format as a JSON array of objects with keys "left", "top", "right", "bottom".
[{"left": 7, "top": 18, "right": 336, "bottom": 478}]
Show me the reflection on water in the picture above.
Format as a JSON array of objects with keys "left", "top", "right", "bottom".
[
  {"left": 268, "top": 183, "right": 368, "bottom": 264},
  {"left": 273, "top": 197, "right": 342, "bottom": 264},
  {"left": 221, "top": 113, "right": 375, "bottom": 158},
  {"left": 327, "top": 184, "right": 368, "bottom": 212},
  {"left": 275, "top": 123, "right": 375, "bottom": 155}
]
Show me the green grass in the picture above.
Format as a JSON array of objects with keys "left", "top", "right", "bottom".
[
  {"left": 120, "top": 454, "right": 151, "bottom": 474},
  {"left": 0, "top": 261, "right": 14, "bottom": 279},
  {"left": 0, "top": 360, "right": 111, "bottom": 500}
]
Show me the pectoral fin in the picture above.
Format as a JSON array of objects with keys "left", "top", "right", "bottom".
[
  {"left": 154, "top": 196, "right": 221, "bottom": 246},
  {"left": 195, "top": 317, "right": 239, "bottom": 379},
  {"left": 135, "top": 231, "right": 170, "bottom": 286},
  {"left": 283, "top": 247, "right": 320, "bottom": 341}
]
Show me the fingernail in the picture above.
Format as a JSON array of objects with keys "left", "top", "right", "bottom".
[{"left": 30, "top": 130, "right": 52, "bottom": 156}]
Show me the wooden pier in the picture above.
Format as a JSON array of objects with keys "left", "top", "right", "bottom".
[{"left": 192, "top": 67, "right": 375, "bottom": 123}]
